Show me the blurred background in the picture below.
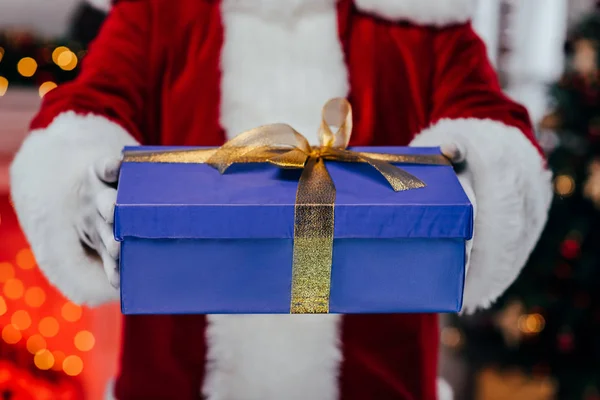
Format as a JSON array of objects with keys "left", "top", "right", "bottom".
[{"left": 0, "top": 0, "right": 600, "bottom": 398}]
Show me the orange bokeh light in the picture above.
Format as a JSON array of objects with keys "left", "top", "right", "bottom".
[
  {"left": 24, "top": 287, "right": 45, "bottom": 308},
  {"left": 2, "top": 325, "right": 21, "bottom": 344},
  {"left": 26, "top": 334, "right": 47, "bottom": 355},
  {"left": 0, "top": 296, "right": 6, "bottom": 316},
  {"left": 38, "top": 317, "right": 59, "bottom": 338},
  {"left": 16, "top": 248, "right": 36, "bottom": 270},
  {"left": 74, "top": 330, "right": 95, "bottom": 352},
  {"left": 4, "top": 278, "right": 24, "bottom": 300},
  {"left": 63, "top": 355, "right": 83, "bottom": 376},
  {"left": 11, "top": 310, "right": 31, "bottom": 330},
  {"left": 34, "top": 349, "right": 54, "bottom": 370},
  {"left": 61, "top": 302, "right": 82, "bottom": 322},
  {"left": 0, "top": 263, "right": 14, "bottom": 282}
]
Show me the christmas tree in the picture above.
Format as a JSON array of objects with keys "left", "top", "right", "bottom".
[{"left": 447, "top": 11, "right": 600, "bottom": 400}]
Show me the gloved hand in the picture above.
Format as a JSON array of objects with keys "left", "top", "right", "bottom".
[
  {"left": 440, "top": 142, "right": 477, "bottom": 272},
  {"left": 75, "top": 157, "right": 122, "bottom": 288}
]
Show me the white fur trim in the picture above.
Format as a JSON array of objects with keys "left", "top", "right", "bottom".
[
  {"left": 410, "top": 118, "right": 552, "bottom": 312},
  {"left": 10, "top": 112, "right": 138, "bottom": 306},
  {"left": 219, "top": 0, "right": 348, "bottom": 145},
  {"left": 203, "top": 3, "right": 347, "bottom": 399},
  {"left": 204, "top": 315, "right": 342, "bottom": 400},
  {"left": 355, "top": 0, "right": 476, "bottom": 26}
]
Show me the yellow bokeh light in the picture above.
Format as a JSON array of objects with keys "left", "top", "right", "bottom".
[
  {"left": 518, "top": 313, "right": 546, "bottom": 334},
  {"left": 0, "top": 263, "right": 14, "bottom": 283},
  {"left": 555, "top": 175, "right": 575, "bottom": 197},
  {"left": 57, "top": 50, "right": 78, "bottom": 71},
  {"left": 0, "top": 76, "right": 8, "bottom": 96},
  {"left": 16, "top": 248, "right": 36, "bottom": 270},
  {"left": 61, "top": 302, "right": 82, "bottom": 322},
  {"left": 74, "top": 330, "right": 95, "bottom": 352},
  {"left": 38, "top": 317, "right": 59, "bottom": 338},
  {"left": 63, "top": 355, "right": 83, "bottom": 376},
  {"left": 52, "top": 350, "right": 65, "bottom": 371},
  {"left": 25, "top": 287, "right": 46, "bottom": 308},
  {"left": 17, "top": 57, "right": 37, "bottom": 77},
  {"left": 2, "top": 325, "right": 22, "bottom": 344},
  {"left": 4, "top": 278, "right": 24, "bottom": 300},
  {"left": 34, "top": 349, "right": 55, "bottom": 370},
  {"left": 11, "top": 310, "right": 31, "bottom": 330},
  {"left": 52, "top": 46, "right": 69, "bottom": 64},
  {"left": 26, "top": 334, "right": 46, "bottom": 355},
  {"left": 39, "top": 81, "right": 57, "bottom": 98},
  {"left": 0, "top": 296, "right": 6, "bottom": 316}
]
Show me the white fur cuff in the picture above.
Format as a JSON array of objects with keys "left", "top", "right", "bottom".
[
  {"left": 10, "top": 112, "right": 138, "bottom": 306},
  {"left": 411, "top": 118, "right": 552, "bottom": 312}
]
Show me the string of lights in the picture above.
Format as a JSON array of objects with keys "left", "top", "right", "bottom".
[{"left": 0, "top": 30, "right": 84, "bottom": 98}]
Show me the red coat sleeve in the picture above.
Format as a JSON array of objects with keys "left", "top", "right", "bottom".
[
  {"left": 411, "top": 23, "right": 552, "bottom": 313},
  {"left": 30, "top": 0, "right": 150, "bottom": 141},
  {"left": 429, "top": 23, "right": 541, "bottom": 154}
]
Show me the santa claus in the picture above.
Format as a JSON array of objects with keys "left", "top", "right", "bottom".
[{"left": 9, "top": 0, "right": 552, "bottom": 399}]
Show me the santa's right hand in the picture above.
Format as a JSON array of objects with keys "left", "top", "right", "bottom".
[{"left": 75, "top": 157, "right": 122, "bottom": 289}]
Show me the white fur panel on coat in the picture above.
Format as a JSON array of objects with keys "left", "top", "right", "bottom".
[
  {"left": 9, "top": 112, "right": 138, "bottom": 306},
  {"left": 410, "top": 118, "right": 553, "bottom": 313}
]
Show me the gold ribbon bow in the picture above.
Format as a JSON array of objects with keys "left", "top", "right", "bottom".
[{"left": 124, "top": 98, "right": 450, "bottom": 313}]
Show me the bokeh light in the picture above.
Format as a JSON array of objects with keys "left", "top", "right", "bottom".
[
  {"left": 34, "top": 349, "right": 55, "bottom": 370},
  {"left": 16, "top": 248, "right": 36, "bottom": 270},
  {"left": 74, "top": 330, "right": 95, "bottom": 352},
  {"left": 52, "top": 46, "right": 68, "bottom": 64},
  {"left": 17, "top": 57, "right": 37, "bottom": 77},
  {"left": 0, "top": 262, "right": 15, "bottom": 282},
  {"left": 518, "top": 313, "right": 546, "bottom": 334},
  {"left": 39, "top": 81, "right": 57, "bottom": 98},
  {"left": 2, "top": 325, "right": 21, "bottom": 344},
  {"left": 38, "top": 316, "right": 59, "bottom": 338},
  {"left": 26, "top": 334, "right": 46, "bottom": 355},
  {"left": 11, "top": 310, "right": 31, "bottom": 330},
  {"left": 555, "top": 175, "right": 575, "bottom": 197},
  {"left": 0, "top": 296, "right": 6, "bottom": 316},
  {"left": 0, "top": 47, "right": 4, "bottom": 62},
  {"left": 24, "top": 286, "right": 46, "bottom": 308},
  {"left": 61, "top": 302, "right": 82, "bottom": 322},
  {"left": 0, "top": 76, "right": 8, "bottom": 96},
  {"left": 63, "top": 355, "right": 83, "bottom": 376},
  {"left": 56, "top": 50, "right": 78, "bottom": 71},
  {"left": 4, "top": 278, "right": 24, "bottom": 300}
]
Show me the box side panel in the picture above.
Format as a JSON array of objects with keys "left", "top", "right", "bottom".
[
  {"left": 330, "top": 239, "right": 465, "bottom": 313},
  {"left": 121, "top": 238, "right": 465, "bottom": 314},
  {"left": 121, "top": 238, "right": 293, "bottom": 314}
]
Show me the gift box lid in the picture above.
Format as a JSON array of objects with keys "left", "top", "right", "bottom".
[{"left": 115, "top": 146, "right": 473, "bottom": 240}]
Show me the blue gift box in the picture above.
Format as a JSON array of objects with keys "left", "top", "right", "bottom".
[{"left": 115, "top": 146, "right": 473, "bottom": 314}]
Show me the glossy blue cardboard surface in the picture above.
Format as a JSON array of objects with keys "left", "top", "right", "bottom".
[
  {"left": 115, "top": 146, "right": 473, "bottom": 240},
  {"left": 120, "top": 238, "right": 465, "bottom": 314}
]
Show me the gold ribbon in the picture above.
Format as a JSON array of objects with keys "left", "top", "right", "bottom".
[{"left": 123, "top": 98, "right": 450, "bottom": 314}]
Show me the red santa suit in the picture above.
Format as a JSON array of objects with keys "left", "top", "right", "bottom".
[{"left": 10, "top": 0, "right": 552, "bottom": 399}]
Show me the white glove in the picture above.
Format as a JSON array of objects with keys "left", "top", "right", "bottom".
[
  {"left": 75, "top": 157, "right": 122, "bottom": 288},
  {"left": 440, "top": 142, "right": 477, "bottom": 274}
]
